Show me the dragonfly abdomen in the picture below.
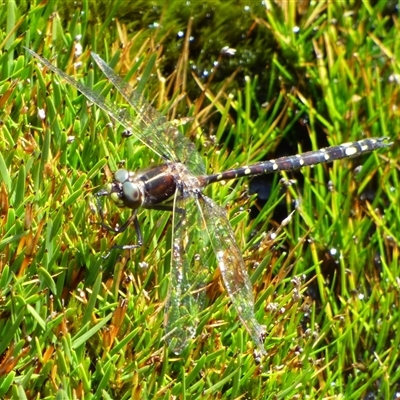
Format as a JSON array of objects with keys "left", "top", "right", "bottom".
[{"left": 203, "top": 137, "right": 391, "bottom": 185}]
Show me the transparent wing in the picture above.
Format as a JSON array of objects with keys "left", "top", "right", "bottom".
[
  {"left": 91, "top": 53, "right": 206, "bottom": 176},
  {"left": 196, "top": 194, "right": 267, "bottom": 355},
  {"left": 26, "top": 49, "right": 205, "bottom": 175},
  {"left": 27, "top": 49, "right": 173, "bottom": 162},
  {"left": 164, "top": 190, "right": 210, "bottom": 354}
]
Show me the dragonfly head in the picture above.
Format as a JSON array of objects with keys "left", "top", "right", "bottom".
[{"left": 104, "top": 169, "right": 143, "bottom": 210}]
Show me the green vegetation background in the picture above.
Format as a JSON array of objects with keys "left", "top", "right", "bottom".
[{"left": 0, "top": 1, "right": 399, "bottom": 399}]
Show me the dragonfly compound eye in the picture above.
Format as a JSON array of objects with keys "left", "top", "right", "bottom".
[
  {"left": 114, "top": 169, "right": 129, "bottom": 183},
  {"left": 122, "top": 181, "right": 142, "bottom": 209}
]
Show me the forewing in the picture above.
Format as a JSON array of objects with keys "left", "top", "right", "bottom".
[
  {"left": 196, "top": 194, "right": 267, "bottom": 355},
  {"left": 164, "top": 190, "right": 210, "bottom": 354},
  {"left": 27, "top": 49, "right": 205, "bottom": 173},
  {"left": 91, "top": 53, "right": 206, "bottom": 176}
]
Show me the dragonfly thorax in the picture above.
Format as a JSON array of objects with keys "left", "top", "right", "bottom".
[{"left": 107, "top": 169, "right": 144, "bottom": 209}]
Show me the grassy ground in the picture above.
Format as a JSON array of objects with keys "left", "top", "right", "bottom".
[{"left": 0, "top": 1, "right": 399, "bottom": 399}]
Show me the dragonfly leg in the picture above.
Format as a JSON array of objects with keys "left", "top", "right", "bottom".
[
  {"left": 95, "top": 192, "right": 143, "bottom": 256},
  {"left": 100, "top": 212, "right": 143, "bottom": 258},
  {"left": 94, "top": 189, "right": 142, "bottom": 237},
  {"left": 119, "top": 213, "right": 143, "bottom": 248},
  {"left": 94, "top": 189, "right": 117, "bottom": 231}
]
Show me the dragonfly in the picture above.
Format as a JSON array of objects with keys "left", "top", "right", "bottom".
[{"left": 27, "top": 48, "right": 391, "bottom": 356}]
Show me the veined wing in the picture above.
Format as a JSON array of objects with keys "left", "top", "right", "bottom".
[
  {"left": 27, "top": 49, "right": 204, "bottom": 173},
  {"left": 164, "top": 188, "right": 210, "bottom": 354},
  {"left": 91, "top": 53, "right": 206, "bottom": 176},
  {"left": 196, "top": 194, "right": 267, "bottom": 355}
]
